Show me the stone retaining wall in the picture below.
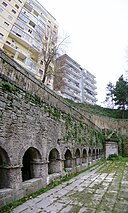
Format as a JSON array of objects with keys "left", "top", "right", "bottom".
[
  {"left": 0, "top": 50, "right": 128, "bottom": 207},
  {"left": 0, "top": 50, "right": 103, "bottom": 207}
]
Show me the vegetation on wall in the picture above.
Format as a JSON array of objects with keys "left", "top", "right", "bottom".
[
  {"left": 63, "top": 114, "right": 104, "bottom": 147},
  {"left": 1, "top": 81, "right": 19, "bottom": 93},
  {"left": 101, "top": 128, "right": 123, "bottom": 156},
  {"left": 64, "top": 98, "right": 128, "bottom": 119},
  {"left": 1, "top": 80, "right": 125, "bottom": 153},
  {"left": 1, "top": 80, "right": 105, "bottom": 148}
]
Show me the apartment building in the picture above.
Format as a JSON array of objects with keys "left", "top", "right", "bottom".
[
  {"left": 81, "top": 69, "right": 97, "bottom": 104},
  {"left": 0, "top": 0, "right": 58, "bottom": 89},
  {"left": 54, "top": 54, "right": 97, "bottom": 104}
]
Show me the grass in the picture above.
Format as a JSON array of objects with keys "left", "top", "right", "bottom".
[
  {"left": 64, "top": 98, "right": 128, "bottom": 119},
  {"left": 94, "top": 157, "right": 128, "bottom": 213}
]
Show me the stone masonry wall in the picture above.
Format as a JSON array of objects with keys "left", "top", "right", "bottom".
[
  {"left": 85, "top": 113, "right": 128, "bottom": 134},
  {"left": 0, "top": 50, "right": 99, "bottom": 131},
  {"left": 0, "top": 79, "right": 102, "bottom": 207},
  {"left": 0, "top": 50, "right": 128, "bottom": 207},
  {"left": 0, "top": 50, "right": 104, "bottom": 207}
]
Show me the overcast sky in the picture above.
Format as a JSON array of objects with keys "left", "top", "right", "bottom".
[{"left": 39, "top": 0, "right": 128, "bottom": 106}]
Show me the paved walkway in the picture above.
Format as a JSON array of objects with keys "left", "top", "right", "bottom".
[{"left": 11, "top": 160, "right": 128, "bottom": 213}]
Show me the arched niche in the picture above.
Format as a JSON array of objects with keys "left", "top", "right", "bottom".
[
  {"left": 21, "top": 147, "right": 42, "bottom": 182},
  {"left": 88, "top": 148, "right": 92, "bottom": 163},
  {"left": 96, "top": 149, "right": 99, "bottom": 159},
  {"left": 92, "top": 149, "right": 95, "bottom": 160},
  {"left": 48, "top": 148, "right": 61, "bottom": 174},
  {"left": 82, "top": 149, "right": 87, "bottom": 163},
  {"left": 0, "top": 146, "right": 10, "bottom": 188},
  {"left": 75, "top": 148, "right": 81, "bottom": 166},
  {"left": 64, "top": 149, "right": 72, "bottom": 169}
]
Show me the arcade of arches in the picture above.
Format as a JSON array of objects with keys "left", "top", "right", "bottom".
[{"left": 0, "top": 146, "right": 103, "bottom": 192}]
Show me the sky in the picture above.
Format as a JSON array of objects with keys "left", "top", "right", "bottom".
[{"left": 39, "top": 0, "right": 128, "bottom": 106}]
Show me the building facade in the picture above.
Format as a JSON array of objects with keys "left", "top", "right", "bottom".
[
  {"left": 0, "top": 0, "right": 58, "bottom": 89},
  {"left": 81, "top": 69, "right": 97, "bottom": 104},
  {"left": 54, "top": 54, "right": 97, "bottom": 104}
]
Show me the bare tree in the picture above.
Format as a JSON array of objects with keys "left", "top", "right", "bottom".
[{"left": 37, "top": 31, "right": 70, "bottom": 86}]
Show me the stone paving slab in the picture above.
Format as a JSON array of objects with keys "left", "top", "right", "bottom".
[{"left": 11, "top": 161, "right": 128, "bottom": 213}]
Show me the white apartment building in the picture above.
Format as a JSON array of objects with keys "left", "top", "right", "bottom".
[
  {"left": 81, "top": 69, "right": 97, "bottom": 104},
  {"left": 54, "top": 54, "right": 97, "bottom": 104},
  {"left": 0, "top": 0, "right": 58, "bottom": 89}
]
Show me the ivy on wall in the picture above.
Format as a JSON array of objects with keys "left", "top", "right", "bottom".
[
  {"left": 102, "top": 129, "right": 123, "bottom": 155},
  {"left": 1, "top": 80, "right": 105, "bottom": 148},
  {"left": 1, "top": 81, "right": 19, "bottom": 93}
]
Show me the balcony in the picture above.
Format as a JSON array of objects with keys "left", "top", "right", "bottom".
[
  {"left": 65, "top": 66, "right": 81, "bottom": 78},
  {"left": 65, "top": 71, "right": 81, "bottom": 83},
  {"left": 14, "top": 58, "right": 37, "bottom": 76},
  {"left": 83, "top": 92, "right": 96, "bottom": 102},
  {"left": 66, "top": 59, "right": 81, "bottom": 72},
  {"left": 3, "top": 41, "right": 29, "bottom": 60},
  {"left": 84, "top": 87, "right": 97, "bottom": 97},
  {"left": 83, "top": 78, "right": 97, "bottom": 90},
  {"left": 9, "top": 30, "right": 41, "bottom": 54},
  {"left": 63, "top": 91, "right": 81, "bottom": 102},
  {"left": 3, "top": 42, "right": 17, "bottom": 55},
  {"left": 65, "top": 81, "right": 81, "bottom": 92}
]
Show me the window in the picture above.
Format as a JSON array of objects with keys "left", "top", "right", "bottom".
[
  {"left": 2, "top": 2, "right": 7, "bottom": 7},
  {"left": 24, "top": 3, "right": 32, "bottom": 12},
  {"left": 33, "top": 10, "right": 38, "bottom": 17},
  {"left": 11, "top": 9, "right": 16, "bottom": 14},
  {"left": 6, "top": 40, "right": 11, "bottom": 45},
  {"left": 19, "top": 13, "right": 28, "bottom": 23},
  {"left": 4, "top": 22, "right": 9, "bottom": 27},
  {"left": 8, "top": 15, "right": 13, "bottom": 20},
  {"left": 40, "top": 60, "right": 43, "bottom": 65},
  {"left": 39, "top": 69, "right": 43, "bottom": 75},
  {"left": 16, "top": 19, "right": 25, "bottom": 29},
  {"left": 28, "top": 29, "right": 32, "bottom": 34},
  {"left": 15, "top": 4, "right": 19, "bottom": 9},
  {"left": 0, "top": 8, "right": 3, "bottom": 13},
  {"left": 35, "top": 25, "right": 44, "bottom": 36},
  {"left": 29, "top": 21, "right": 35, "bottom": 28},
  {"left": 0, "top": 33, "right": 4, "bottom": 39}
]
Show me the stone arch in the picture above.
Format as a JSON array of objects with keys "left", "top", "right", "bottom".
[
  {"left": 82, "top": 149, "right": 87, "bottom": 163},
  {"left": 96, "top": 149, "right": 99, "bottom": 159},
  {"left": 88, "top": 148, "right": 91, "bottom": 156},
  {"left": 48, "top": 148, "right": 61, "bottom": 174},
  {"left": 18, "top": 144, "right": 43, "bottom": 165},
  {"left": 92, "top": 149, "right": 95, "bottom": 160},
  {"left": 64, "top": 149, "right": 72, "bottom": 169},
  {"left": 75, "top": 148, "right": 81, "bottom": 166},
  {"left": 0, "top": 146, "right": 10, "bottom": 188},
  {"left": 88, "top": 148, "right": 92, "bottom": 163},
  {"left": 21, "top": 147, "right": 42, "bottom": 182},
  {"left": 99, "top": 149, "right": 103, "bottom": 159}
]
